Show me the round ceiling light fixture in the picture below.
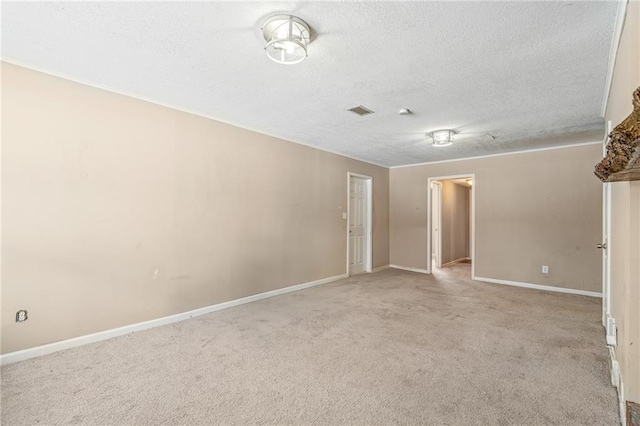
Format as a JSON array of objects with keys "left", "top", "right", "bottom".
[
  {"left": 429, "top": 129, "right": 456, "bottom": 147},
  {"left": 262, "top": 15, "right": 311, "bottom": 65}
]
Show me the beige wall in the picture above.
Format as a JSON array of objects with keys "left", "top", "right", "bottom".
[
  {"left": 605, "top": 0, "right": 640, "bottom": 404},
  {"left": 390, "top": 144, "right": 603, "bottom": 291},
  {"left": 0, "top": 63, "right": 390, "bottom": 354},
  {"left": 440, "top": 181, "right": 470, "bottom": 265}
]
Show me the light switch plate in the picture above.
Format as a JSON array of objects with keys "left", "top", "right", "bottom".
[{"left": 342, "top": 212, "right": 347, "bottom": 220}]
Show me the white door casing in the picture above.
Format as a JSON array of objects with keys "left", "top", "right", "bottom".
[
  {"left": 431, "top": 181, "right": 442, "bottom": 268},
  {"left": 348, "top": 174, "right": 372, "bottom": 275},
  {"left": 602, "top": 121, "right": 612, "bottom": 325},
  {"left": 602, "top": 182, "right": 611, "bottom": 324}
]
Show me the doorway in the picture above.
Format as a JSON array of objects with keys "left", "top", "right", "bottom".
[
  {"left": 427, "top": 174, "right": 475, "bottom": 278},
  {"left": 347, "top": 173, "right": 372, "bottom": 276}
]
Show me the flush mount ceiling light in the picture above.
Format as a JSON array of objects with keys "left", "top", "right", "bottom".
[
  {"left": 429, "top": 129, "right": 456, "bottom": 147},
  {"left": 262, "top": 15, "right": 311, "bottom": 65}
]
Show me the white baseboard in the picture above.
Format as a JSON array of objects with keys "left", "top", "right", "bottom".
[
  {"left": 474, "top": 276, "right": 602, "bottom": 298},
  {"left": 389, "top": 264, "right": 429, "bottom": 274},
  {"left": 0, "top": 273, "right": 348, "bottom": 365},
  {"left": 619, "top": 377, "right": 627, "bottom": 426},
  {"left": 608, "top": 347, "right": 627, "bottom": 426},
  {"left": 371, "top": 264, "right": 390, "bottom": 273}
]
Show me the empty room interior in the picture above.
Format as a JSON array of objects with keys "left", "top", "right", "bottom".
[{"left": 1, "top": 1, "right": 639, "bottom": 425}]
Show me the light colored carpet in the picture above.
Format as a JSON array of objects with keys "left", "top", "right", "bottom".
[{"left": 1, "top": 265, "right": 619, "bottom": 425}]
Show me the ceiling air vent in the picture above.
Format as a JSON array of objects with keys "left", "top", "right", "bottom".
[{"left": 348, "top": 105, "right": 374, "bottom": 116}]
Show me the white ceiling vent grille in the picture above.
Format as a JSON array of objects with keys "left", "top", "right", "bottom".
[{"left": 348, "top": 105, "right": 374, "bottom": 116}]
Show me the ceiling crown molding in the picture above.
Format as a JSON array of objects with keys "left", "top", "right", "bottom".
[{"left": 601, "top": 0, "right": 629, "bottom": 117}]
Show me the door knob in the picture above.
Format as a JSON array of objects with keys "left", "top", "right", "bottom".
[{"left": 597, "top": 243, "right": 607, "bottom": 249}]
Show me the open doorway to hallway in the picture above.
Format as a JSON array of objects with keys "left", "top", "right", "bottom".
[{"left": 428, "top": 175, "right": 474, "bottom": 279}]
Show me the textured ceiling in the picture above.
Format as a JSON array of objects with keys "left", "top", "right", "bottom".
[{"left": 1, "top": 1, "right": 617, "bottom": 167}]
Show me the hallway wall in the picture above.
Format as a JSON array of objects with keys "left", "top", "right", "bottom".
[{"left": 440, "top": 181, "right": 470, "bottom": 265}]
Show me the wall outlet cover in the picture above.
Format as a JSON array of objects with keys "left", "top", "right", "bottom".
[
  {"left": 606, "top": 316, "right": 617, "bottom": 346},
  {"left": 16, "top": 310, "right": 28, "bottom": 322}
]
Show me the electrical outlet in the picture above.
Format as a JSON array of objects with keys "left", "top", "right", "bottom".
[
  {"left": 16, "top": 310, "right": 28, "bottom": 322},
  {"left": 542, "top": 265, "right": 549, "bottom": 274}
]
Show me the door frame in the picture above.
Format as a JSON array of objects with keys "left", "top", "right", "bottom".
[
  {"left": 602, "top": 181, "right": 611, "bottom": 325},
  {"left": 602, "top": 121, "right": 613, "bottom": 325},
  {"left": 431, "top": 181, "right": 443, "bottom": 268},
  {"left": 346, "top": 172, "right": 373, "bottom": 276},
  {"left": 426, "top": 174, "right": 476, "bottom": 278}
]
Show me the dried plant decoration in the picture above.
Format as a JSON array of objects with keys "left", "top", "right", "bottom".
[{"left": 595, "top": 86, "right": 640, "bottom": 182}]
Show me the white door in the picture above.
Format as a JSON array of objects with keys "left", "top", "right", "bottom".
[
  {"left": 349, "top": 176, "right": 368, "bottom": 275},
  {"left": 431, "top": 181, "right": 442, "bottom": 268}
]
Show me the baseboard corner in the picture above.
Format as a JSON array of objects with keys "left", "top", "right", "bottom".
[
  {"left": 371, "top": 264, "right": 390, "bottom": 273},
  {"left": 389, "top": 264, "right": 429, "bottom": 274}
]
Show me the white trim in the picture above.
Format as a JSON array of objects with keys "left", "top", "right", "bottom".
[
  {"left": 608, "top": 347, "right": 627, "bottom": 426},
  {"left": 602, "top": 121, "right": 613, "bottom": 325},
  {"left": 371, "top": 264, "right": 390, "bottom": 273},
  {"left": 605, "top": 180, "right": 612, "bottom": 308},
  {"left": 471, "top": 179, "right": 475, "bottom": 280},
  {"left": 427, "top": 174, "right": 476, "bottom": 280},
  {"left": 0, "top": 59, "right": 388, "bottom": 169},
  {"left": 0, "top": 273, "right": 348, "bottom": 365},
  {"left": 431, "top": 181, "right": 443, "bottom": 268},
  {"left": 601, "top": 0, "right": 628, "bottom": 117},
  {"left": 389, "top": 264, "right": 429, "bottom": 274},
  {"left": 389, "top": 141, "right": 602, "bottom": 169},
  {"left": 474, "top": 276, "right": 602, "bottom": 298},
  {"left": 346, "top": 172, "right": 373, "bottom": 276}
]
